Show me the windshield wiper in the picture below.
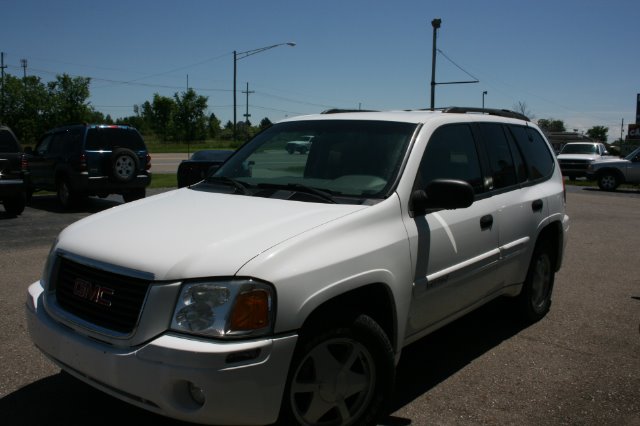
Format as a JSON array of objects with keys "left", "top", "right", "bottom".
[
  {"left": 257, "top": 183, "right": 337, "bottom": 203},
  {"left": 204, "top": 176, "right": 250, "bottom": 194}
]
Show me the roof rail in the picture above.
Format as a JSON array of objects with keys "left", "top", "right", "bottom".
[
  {"left": 321, "top": 108, "right": 379, "bottom": 114},
  {"left": 441, "top": 107, "right": 530, "bottom": 121}
]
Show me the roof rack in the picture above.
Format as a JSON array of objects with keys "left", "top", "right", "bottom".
[
  {"left": 321, "top": 108, "right": 379, "bottom": 114},
  {"left": 441, "top": 107, "right": 530, "bottom": 121}
]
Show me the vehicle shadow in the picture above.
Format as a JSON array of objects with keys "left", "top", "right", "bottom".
[
  {"left": 381, "top": 297, "right": 527, "bottom": 425},
  {"left": 1, "top": 298, "right": 526, "bottom": 426},
  {"left": 27, "top": 194, "right": 122, "bottom": 214}
]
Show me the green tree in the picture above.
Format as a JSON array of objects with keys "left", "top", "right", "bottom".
[
  {"left": 141, "top": 94, "right": 176, "bottom": 142},
  {"left": 259, "top": 117, "right": 273, "bottom": 130},
  {"left": 173, "top": 89, "right": 208, "bottom": 142},
  {"left": 47, "top": 74, "right": 93, "bottom": 125},
  {"left": 537, "top": 118, "right": 566, "bottom": 132},
  {"left": 208, "top": 113, "right": 221, "bottom": 138},
  {"left": 586, "top": 126, "right": 608, "bottom": 142}
]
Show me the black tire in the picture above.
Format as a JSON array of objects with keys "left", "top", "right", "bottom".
[
  {"left": 57, "top": 178, "right": 76, "bottom": 209},
  {"left": 597, "top": 173, "right": 619, "bottom": 191},
  {"left": 122, "top": 188, "right": 145, "bottom": 203},
  {"left": 517, "top": 240, "right": 555, "bottom": 323},
  {"left": 280, "top": 314, "right": 395, "bottom": 426},
  {"left": 3, "top": 193, "right": 26, "bottom": 216},
  {"left": 111, "top": 148, "right": 139, "bottom": 183},
  {"left": 287, "top": 146, "right": 295, "bottom": 154}
]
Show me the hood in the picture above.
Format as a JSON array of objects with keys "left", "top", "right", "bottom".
[
  {"left": 557, "top": 153, "right": 601, "bottom": 161},
  {"left": 56, "top": 188, "right": 366, "bottom": 280},
  {"left": 590, "top": 157, "right": 629, "bottom": 166}
]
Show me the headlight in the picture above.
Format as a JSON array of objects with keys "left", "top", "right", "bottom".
[{"left": 170, "top": 278, "right": 275, "bottom": 338}]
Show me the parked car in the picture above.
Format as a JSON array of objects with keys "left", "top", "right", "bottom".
[
  {"left": 177, "top": 149, "right": 234, "bottom": 188},
  {"left": 26, "top": 124, "right": 151, "bottom": 208},
  {"left": 0, "top": 125, "right": 28, "bottom": 216},
  {"left": 556, "top": 142, "right": 610, "bottom": 180},
  {"left": 27, "top": 107, "right": 569, "bottom": 426},
  {"left": 586, "top": 145, "right": 640, "bottom": 191},
  {"left": 285, "top": 135, "right": 314, "bottom": 154}
]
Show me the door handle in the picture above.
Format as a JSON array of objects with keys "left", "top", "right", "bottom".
[
  {"left": 532, "top": 199, "right": 543, "bottom": 212},
  {"left": 480, "top": 214, "right": 493, "bottom": 230}
]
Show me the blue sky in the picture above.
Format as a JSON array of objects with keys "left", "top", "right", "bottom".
[{"left": 2, "top": 0, "right": 639, "bottom": 140}]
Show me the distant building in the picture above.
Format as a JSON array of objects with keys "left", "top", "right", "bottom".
[{"left": 543, "top": 131, "right": 593, "bottom": 154}]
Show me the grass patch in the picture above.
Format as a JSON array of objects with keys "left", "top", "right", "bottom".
[
  {"left": 150, "top": 173, "right": 177, "bottom": 189},
  {"left": 146, "top": 139, "right": 243, "bottom": 153}
]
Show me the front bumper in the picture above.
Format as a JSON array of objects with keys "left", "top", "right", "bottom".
[{"left": 26, "top": 281, "right": 297, "bottom": 425}]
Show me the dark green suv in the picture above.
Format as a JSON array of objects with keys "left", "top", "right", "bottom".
[{"left": 27, "top": 124, "right": 151, "bottom": 208}]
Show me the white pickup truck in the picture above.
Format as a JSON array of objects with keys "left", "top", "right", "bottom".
[
  {"left": 27, "top": 108, "right": 569, "bottom": 426},
  {"left": 586, "top": 145, "right": 640, "bottom": 191}
]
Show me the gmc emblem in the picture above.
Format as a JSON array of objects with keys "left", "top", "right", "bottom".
[{"left": 72, "top": 278, "right": 115, "bottom": 307}]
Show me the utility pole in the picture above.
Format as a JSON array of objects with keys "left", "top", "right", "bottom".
[
  {"left": 242, "top": 82, "right": 254, "bottom": 124},
  {"left": 1, "top": 52, "right": 6, "bottom": 119},
  {"left": 621, "top": 118, "right": 624, "bottom": 142},
  {"left": 21, "top": 59, "right": 27, "bottom": 79}
]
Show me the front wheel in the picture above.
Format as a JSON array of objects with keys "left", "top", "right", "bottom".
[
  {"left": 280, "top": 315, "right": 394, "bottom": 426},
  {"left": 517, "top": 240, "right": 555, "bottom": 323},
  {"left": 597, "top": 173, "right": 619, "bottom": 191}
]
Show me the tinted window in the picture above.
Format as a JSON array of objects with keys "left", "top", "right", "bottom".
[
  {"left": 0, "top": 129, "right": 19, "bottom": 152},
  {"left": 508, "top": 126, "right": 554, "bottom": 180},
  {"left": 418, "top": 124, "right": 483, "bottom": 193},
  {"left": 85, "top": 127, "right": 145, "bottom": 151},
  {"left": 478, "top": 123, "right": 517, "bottom": 190}
]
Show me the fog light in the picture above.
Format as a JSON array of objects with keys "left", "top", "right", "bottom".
[{"left": 188, "top": 382, "right": 205, "bottom": 406}]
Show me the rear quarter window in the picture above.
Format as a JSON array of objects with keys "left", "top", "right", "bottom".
[{"left": 508, "top": 125, "right": 555, "bottom": 180}]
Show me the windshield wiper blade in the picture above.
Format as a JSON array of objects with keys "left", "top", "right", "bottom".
[
  {"left": 257, "top": 183, "right": 337, "bottom": 203},
  {"left": 204, "top": 176, "right": 250, "bottom": 194}
]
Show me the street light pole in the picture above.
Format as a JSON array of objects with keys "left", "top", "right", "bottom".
[
  {"left": 430, "top": 18, "right": 441, "bottom": 111},
  {"left": 233, "top": 42, "right": 295, "bottom": 140},
  {"left": 482, "top": 91, "right": 487, "bottom": 109}
]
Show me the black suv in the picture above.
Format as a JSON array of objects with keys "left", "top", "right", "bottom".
[
  {"left": 27, "top": 124, "right": 151, "bottom": 208},
  {"left": 0, "top": 125, "right": 28, "bottom": 216}
]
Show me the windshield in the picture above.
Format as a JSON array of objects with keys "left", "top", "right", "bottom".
[
  {"left": 196, "top": 119, "right": 417, "bottom": 203},
  {"left": 625, "top": 146, "right": 640, "bottom": 161},
  {"left": 560, "top": 143, "right": 597, "bottom": 154}
]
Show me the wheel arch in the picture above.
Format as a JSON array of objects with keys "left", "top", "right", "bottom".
[
  {"left": 297, "top": 282, "right": 398, "bottom": 354},
  {"left": 536, "top": 220, "right": 564, "bottom": 273}
]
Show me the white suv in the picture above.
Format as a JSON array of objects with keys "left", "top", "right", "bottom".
[{"left": 27, "top": 108, "right": 569, "bottom": 426}]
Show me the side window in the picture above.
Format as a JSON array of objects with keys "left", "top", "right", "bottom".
[
  {"left": 0, "top": 129, "right": 18, "bottom": 152},
  {"left": 508, "top": 125, "right": 554, "bottom": 180},
  {"left": 47, "top": 133, "right": 65, "bottom": 156},
  {"left": 417, "top": 124, "right": 484, "bottom": 194},
  {"left": 478, "top": 123, "right": 517, "bottom": 190},
  {"left": 36, "top": 135, "right": 52, "bottom": 155}
]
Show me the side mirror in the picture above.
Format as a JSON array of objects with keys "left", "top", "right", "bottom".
[{"left": 410, "top": 179, "right": 474, "bottom": 216}]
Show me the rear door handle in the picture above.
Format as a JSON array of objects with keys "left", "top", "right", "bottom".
[
  {"left": 532, "top": 199, "right": 543, "bottom": 212},
  {"left": 480, "top": 214, "right": 493, "bottom": 230}
]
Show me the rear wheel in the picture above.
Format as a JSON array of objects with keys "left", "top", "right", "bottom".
[
  {"left": 3, "top": 194, "right": 26, "bottom": 216},
  {"left": 280, "top": 315, "right": 394, "bottom": 426},
  {"left": 57, "top": 178, "right": 76, "bottom": 209},
  {"left": 517, "top": 240, "right": 555, "bottom": 323}
]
